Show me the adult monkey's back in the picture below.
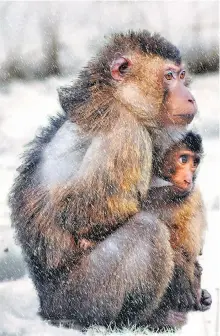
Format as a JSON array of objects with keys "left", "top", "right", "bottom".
[{"left": 9, "top": 31, "right": 197, "bottom": 328}]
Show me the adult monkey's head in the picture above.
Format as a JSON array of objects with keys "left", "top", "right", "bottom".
[
  {"left": 108, "top": 31, "right": 197, "bottom": 127},
  {"left": 59, "top": 30, "right": 197, "bottom": 132}
]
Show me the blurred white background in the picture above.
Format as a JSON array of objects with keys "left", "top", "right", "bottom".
[{"left": 0, "top": 1, "right": 218, "bottom": 80}]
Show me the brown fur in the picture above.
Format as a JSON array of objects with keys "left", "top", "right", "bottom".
[
  {"left": 31, "top": 112, "right": 153, "bottom": 268},
  {"left": 171, "top": 188, "right": 206, "bottom": 258}
]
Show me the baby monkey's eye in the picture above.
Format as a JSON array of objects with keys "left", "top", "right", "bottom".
[{"left": 179, "top": 155, "right": 188, "bottom": 164}]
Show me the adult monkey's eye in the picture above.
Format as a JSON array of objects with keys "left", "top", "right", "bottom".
[
  {"left": 164, "top": 71, "right": 173, "bottom": 80},
  {"left": 179, "top": 155, "right": 188, "bottom": 164},
  {"left": 180, "top": 70, "right": 186, "bottom": 79}
]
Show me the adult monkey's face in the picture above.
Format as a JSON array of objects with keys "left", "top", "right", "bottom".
[
  {"left": 110, "top": 54, "right": 197, "bottom": 128},
  {"left": 160, "top": 63, "right": 197, "bottom": 126}
]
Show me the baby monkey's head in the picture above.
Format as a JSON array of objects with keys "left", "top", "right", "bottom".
[
  {"left": 152, "top": 131, "right": 203, "bottom": 197},
  {"left": 162, "top": 131, "right": 203, "bottom": 195}
]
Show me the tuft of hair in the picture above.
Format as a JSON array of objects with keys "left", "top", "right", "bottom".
[
  {"left": 181, "top": 131, "right": 203, "bottom": 154},
  {"left": 105, "top": 30, "right": 181, "bottom": 63}
]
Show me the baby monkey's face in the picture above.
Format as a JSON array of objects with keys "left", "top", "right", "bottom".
[{"left": 162, "top": 146, "right": 200, "bottom": 195}]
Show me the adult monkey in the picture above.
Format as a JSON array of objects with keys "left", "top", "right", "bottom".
[{"left": 9, "top": 31, "right": 198, "bottom": 329}]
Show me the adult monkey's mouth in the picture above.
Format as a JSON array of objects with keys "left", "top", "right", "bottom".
[
  {"left": 174, "top": 113, "right": 195, "bottom": 123},
  {"left": 175, "top": 113, "right": 194, "bottom": 117}
]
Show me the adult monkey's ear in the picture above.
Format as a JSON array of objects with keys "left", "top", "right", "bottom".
[{"left": 110, "top": 54, "right": 132, "bottom": 81}]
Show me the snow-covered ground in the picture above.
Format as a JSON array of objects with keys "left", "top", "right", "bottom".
[{"left": 0, "top": 73, "right": 219, "bottom": 336}]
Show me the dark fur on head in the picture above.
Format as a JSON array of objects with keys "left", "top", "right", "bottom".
[{"left": 181, "top": 131, "right": 203, "bottom": 154}]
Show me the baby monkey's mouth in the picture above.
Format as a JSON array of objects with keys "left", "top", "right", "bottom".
[
  {"left": 172, "top": 184, "right": 193, "bottom": 196},
  {"left": 149, "top": 177, "right": 193, "bottom": 197}
]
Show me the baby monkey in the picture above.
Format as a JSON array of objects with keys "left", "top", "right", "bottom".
[
  {"left": 154, "top": 132, "right": 201, "bottom": 196},
  {"left": 146, "top": 130, "right": 212, "bottom": 324}
]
